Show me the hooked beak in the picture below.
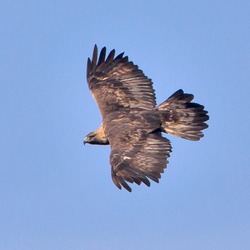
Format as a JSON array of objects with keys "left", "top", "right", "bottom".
[{"left": 83, "top": 136, "right": 89, "bottom": 145}]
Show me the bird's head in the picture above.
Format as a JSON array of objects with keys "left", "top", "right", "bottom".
[
  {"left": 84, "top": 131, "right": 98, "bottom": 145},
  {"left": 83, "top": 130, "right": 109, "bottom": 145}
]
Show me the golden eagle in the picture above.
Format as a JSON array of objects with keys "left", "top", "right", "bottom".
[{"left": 84, "top": 45, "right": 209, "bottom": 192}]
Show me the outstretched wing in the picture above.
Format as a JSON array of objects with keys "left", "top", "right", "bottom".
[
  {"left": 86, "top": 45, "right": 156, "bottom": 119},
  {"left": 110, "top": 131, "right": 172, "bottom": 192}
]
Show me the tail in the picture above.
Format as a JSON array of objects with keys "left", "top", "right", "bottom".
[{"left": 157, "top": 89, "right": 209, "bottom": 141}]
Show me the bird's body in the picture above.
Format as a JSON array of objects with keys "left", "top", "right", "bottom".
[{"left": 84, "top": 45, "right": 209, "bottom": 192}]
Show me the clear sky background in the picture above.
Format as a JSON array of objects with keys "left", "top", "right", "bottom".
[{"left": 1, "top": 1, "right": 249, "bottom": 250}]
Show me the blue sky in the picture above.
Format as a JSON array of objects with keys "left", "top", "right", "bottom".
[{"left": 1, "top": 0, "right": 250, "bottom": 249}]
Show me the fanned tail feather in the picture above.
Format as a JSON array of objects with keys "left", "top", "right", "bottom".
[{"left": 157, "top": 89, "right": 209, "bottom": 141}]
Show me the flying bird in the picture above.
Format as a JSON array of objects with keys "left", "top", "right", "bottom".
[{"left": 84, "top": 45, "right": 209, "bottom": 192}]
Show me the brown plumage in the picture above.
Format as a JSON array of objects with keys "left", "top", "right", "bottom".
[{"left": 84, "top": 45, "right": 209, "bottom": 192}]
